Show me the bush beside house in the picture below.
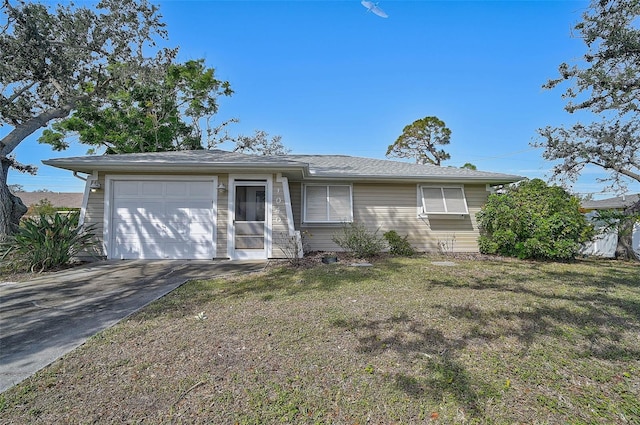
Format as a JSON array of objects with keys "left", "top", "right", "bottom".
[{"left": 477, "top": 179, "right": 594, "bottom": 261}]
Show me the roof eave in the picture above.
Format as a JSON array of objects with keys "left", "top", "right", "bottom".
[
  {"left": 42, "top": 159, "right": 307, "bottom": 174},
  {"left": 299, "top": 173, "right": 523, "bottom": 184}
]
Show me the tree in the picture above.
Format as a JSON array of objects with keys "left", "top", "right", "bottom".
[
  {"left": 7, "top": 184, "right": 23, "bottom": 193},
  {"left": 0, "top": 0, "right": 167, "bottom": 236},
  {"left": 592, "top": 207, "right": 640, "bottom": 260},
  {"left": 535, "top": 0, "right": 640, "bottom": 257},
  {"left": 461, "top": 163, "right": 477, "bottom": 170},
  {"left": 534, "top": 0, "right": 640, "bottom": 256},
  {"left": 39, "top": 59, "right": 233, "bottom": 154},
  {"left": 386, "top": 116, "right": 451, "bottom": 166},
  {"left": 233, "top": 130, "right": 290, "bottom": 156},
  {"left": 477, "top": 179, "right": 594, "bottom": 261}
]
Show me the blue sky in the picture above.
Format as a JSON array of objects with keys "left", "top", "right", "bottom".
[{"left": 8, "top": 0, "right": 640, "bottom": 197}]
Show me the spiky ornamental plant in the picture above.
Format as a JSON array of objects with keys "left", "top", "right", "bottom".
[{"left": 0, "top": 212, "right": 96, "bottom": 272}]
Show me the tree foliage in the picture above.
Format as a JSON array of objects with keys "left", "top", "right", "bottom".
[
  {"left": 0, "top": 0, "right": 167, "bottom": 236},
  {"left": 0, "top": 0, "right": 286, "bottom": 238},
  {"left": 477, "top": 179, "right": 594, "bottom": 261},
  {"left": 38, "top": 59, "right": 234, "bottom": 154},
  {"left": 535, "top": 0, "right": 640, "bottom": 193},
  {"left": 386, "top": 116, "right": 451, "bottom": 166},
  {"left": 461, "top": 163, "right": 477, "bottom": 170},
  {"left": 233, "top": 130, "right": 290, "bottom": 156}
]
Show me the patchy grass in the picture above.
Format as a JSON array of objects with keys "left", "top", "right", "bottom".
[{"left": 1, "top": 256, "right": 639, "bottom": 424}]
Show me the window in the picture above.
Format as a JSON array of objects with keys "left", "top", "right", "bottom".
[
  {"left": 304, "top": 185, "right": 353, "bottom": 223},
  {"left": 420, "top": 186, "right": 469, "bottom": 215}
]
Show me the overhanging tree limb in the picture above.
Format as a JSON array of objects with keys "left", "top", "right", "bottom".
[{"left": 1, "top": 103, "right": 76, "bottom": 155}]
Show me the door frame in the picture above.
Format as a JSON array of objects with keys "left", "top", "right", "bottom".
[
  {"left": 104, "top": 174, "right": 218, "bottom": 260},
  {"left": 227, "top": 174, "right": 272, "bottom": 260}
]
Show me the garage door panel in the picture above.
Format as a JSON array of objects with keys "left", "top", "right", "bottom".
[
  {"left": 114, "top": 201, "right": 165, "bottom": 220},
  {"left": 188, "top": 181, "right": 214, "bottom": 196},
  {"left": 165, "top": 182, "right": 189, "bottom": 197},
  {"left": 114, "top": 221, "right": 164, "bottom": 239},
  {"left": 141, "top": 182, "right": 164, "bottom": 196},
  {"left": 112, "top": 239, "right": 142, "bottom": 260},
  {"left": 110, "top": 179, "right": 216, "bottom": 260}
]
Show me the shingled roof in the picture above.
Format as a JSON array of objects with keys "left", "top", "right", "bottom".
[
  {"left": 13, "top": 192, "right": 83, "bottom": 209},
  {"left": 582, "top": 194, "right": 640, "bottom": 210},
  {"left": 43, "top": 150, "right": 522, "bottom": 184}
]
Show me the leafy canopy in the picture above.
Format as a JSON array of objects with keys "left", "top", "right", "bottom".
[
  {"left": 477, "top": 179, "right": 594, "bottom": 260},
  {"left": 386, "top": 116, "right": 451, "bottom": 166},
  {"left": 38, "top": 59, "right": 234, "bottom": 154},
  {"left": 0, "top": 0, "right": 168, "bottom": 236},
  {"left": 535, "top": 0, "right": 640, "bottom": 192}
]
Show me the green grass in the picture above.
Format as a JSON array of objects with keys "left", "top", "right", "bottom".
[{"left": 1, "top": 256, "right": 639, "bottom": 424}]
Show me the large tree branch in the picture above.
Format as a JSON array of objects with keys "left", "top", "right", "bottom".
[
  {"left": 0, "top": 102, "right": 75, "bottom": 157},
  {"left": 4, "top": 80, "right": 38, "bottom": 105},
  {"left": 587, "top": 159, "right": 640, "bottom": 183}
]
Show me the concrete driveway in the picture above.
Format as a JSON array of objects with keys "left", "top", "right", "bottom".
[{"left": 0, "top": 260, "right": 265, "bottom": 393}]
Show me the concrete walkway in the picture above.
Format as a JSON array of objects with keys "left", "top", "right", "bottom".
[{"left": 0, "top": 260, "right": 265, "bottom": 393}]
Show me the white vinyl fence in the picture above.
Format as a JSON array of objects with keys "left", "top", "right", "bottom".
[{"left": 581, "top": 214, "right": 640, "bottom": 258}]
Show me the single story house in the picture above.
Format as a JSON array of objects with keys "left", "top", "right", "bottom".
[
  {"left": 581, "top": 194, "right": 640, "bottom": 212},
  {"left": 43, "top": 150, "right": 522, "bottom": 260}
]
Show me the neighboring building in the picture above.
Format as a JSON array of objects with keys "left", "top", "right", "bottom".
[
  {"left": 14, "top": 192, "right": 83, "bottom": 215},
  {"left": 581, "top": 194, "right": 640, "bottom": 212},
  {"left": 43, "top": 150, "right": 522, "bottom": 260},
  {"left": 581, "top": 194, "right": 640, "bottom": 258}
]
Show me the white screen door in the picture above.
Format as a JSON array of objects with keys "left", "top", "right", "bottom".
[{"left": 232, "top": 181, "right": 267, "bottom": 259}]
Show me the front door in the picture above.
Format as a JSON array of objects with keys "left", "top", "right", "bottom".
[{"left": 231, "top": 181, "right": 268, "bottom": 259}]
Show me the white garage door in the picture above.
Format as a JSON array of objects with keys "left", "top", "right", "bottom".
[{"left": 110, "top": 179, "right": 216, "bottom": 259}]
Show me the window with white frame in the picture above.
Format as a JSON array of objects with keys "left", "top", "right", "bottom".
[
  {"left": 304, "top": 185, "right": 353, "bottom": 223},
  {"left": 420, "top": 186, "right": 469, "bottom": 215}
]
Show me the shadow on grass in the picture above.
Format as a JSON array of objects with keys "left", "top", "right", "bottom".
[
  {"left": 432, "top": 260, "right": 640, "bottom": 362},
  {"left": 138, "top": 264, "right": 382, "bottom": 319},
  {"left": 331, "top": 313, "right": 485, "bottom": 419}
]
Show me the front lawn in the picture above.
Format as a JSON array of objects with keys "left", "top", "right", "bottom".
[{"left": 1, "top": 256, "right": 639, "bottom": 424}]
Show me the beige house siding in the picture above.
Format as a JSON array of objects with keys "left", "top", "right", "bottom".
[
  {"left": 292, "top": 182, "right": 489, "bottom": 253},
  {"left": 83, "top": 174, "right": 107, "bottom": 257},
  {"left": 215, "top": 174, "right": 229, "bottom": 259},
  {"left": 270, "top": 177, "right": 295, "bottom": 259},
  {"left": 82, "top": 174, "right": 490, "bottom": 259}
]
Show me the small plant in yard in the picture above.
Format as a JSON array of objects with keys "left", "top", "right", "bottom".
[
  {"left": 0, "top": 212, "right": 95, "bottom": 273},
  {"left": 25, "top": 198, "right": 57, "bottom": 217},
  {"left": 276, "top": 230, "right": 311, "bottom": 266},
  {"left": 383, "top": 230, "right": 415, "bottom": 256},
  {"left": 437, "top": 234, "right": 456, "bottom": 255},
  {"left": 331, "top": 222, "right": 386, "bottom": 258}
]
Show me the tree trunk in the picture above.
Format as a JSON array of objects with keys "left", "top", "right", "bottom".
[
  {"left": 0, "top": 158, "right": 27, "bottom": 238},
  {"left": 615, "top": 200, "right": 640, "bottom": 261}
]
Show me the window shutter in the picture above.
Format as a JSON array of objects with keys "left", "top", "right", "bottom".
[
  {"left": 305, "top": 186, "right": 328, "bottom": 221},
  {"left": 328, "top": 186, "right": 351, "bottom": 221},
  {"left": 422, "top": 187, "right": 446, "bottom": 213},
  {"left": 421, "top": 186, "right": 469, "bottom": 215},
  {"left": 443, "top": 188, "right": 467, "bottom": 213},
  {"left": 304, "top": 185, "right": 353, "bottom": 223}
]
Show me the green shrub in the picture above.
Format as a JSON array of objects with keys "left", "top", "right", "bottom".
[
  {"left": 1, "top": 212, "right": 96, "bottom": 272},
  {"left": 476, "top": 179, "right": 594, "bottom": 261},
  {"left": 383, "top": 230, "right": 415, "bottom": 256},
  {"left": 331, "top": 222, "right": 386, "bottom": 258},
  {"left": 26, "top": 198, "right": 57, "bottom": 217}
]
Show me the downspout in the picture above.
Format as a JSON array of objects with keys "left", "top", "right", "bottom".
[{"left": 72, "top": 171, "right": 97, "bottom": 226}]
